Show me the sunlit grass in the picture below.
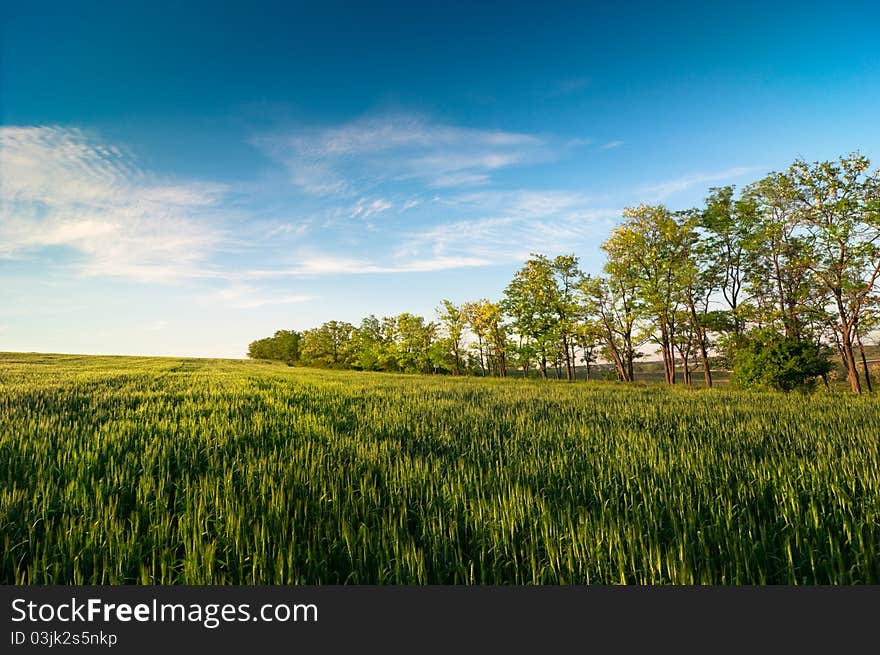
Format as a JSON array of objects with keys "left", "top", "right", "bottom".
[{"left": 1, "top": 352, "right": 878, "bottom": 584}]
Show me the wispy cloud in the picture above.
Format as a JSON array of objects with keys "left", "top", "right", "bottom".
[
  {"left": 350, "top": 197, "right": 393, "bottom": 219},
  {"left": 232, "top": 294, "right": 314, "bottom": 308},
  {"left": 564, "top": 137, "right": 593, "bottom": 149},
  {"left": 0, "top": 126, "right": 229, "bottom": 282},
  {"left": 425, "top": 172, "right": 491, "bottom": 188},
  {"left": 245, "top": 254, "right": 492, "bottom": 277},
  {"left": 442, "top": 189, "right": 602, "bottom": 219},
  {"left": 208, "top": 284, "right": 315, "bottom": 307},
  {"left": 398, "top": 214, "right": 618, "bottom": 264},
  {"left": 599, "top": 140, "right": 624, "bottom": 150},
  {"left": 397, "top": 191, "right": 621, "bottom": 264},
  {"left": 640, "top": 166, "right": 762, "bottom": 199},
  {"left": 251, "top": 113, "right": 545, "bottom": 195},
  {"left": 239, "top": 189, "right": 619, "bottom": 278},
  {"left": 264, "top": 220, "right": 312, "bottom": 238},
  {"left": 0, "top": 122, "right": 608, "bottom": 289}
]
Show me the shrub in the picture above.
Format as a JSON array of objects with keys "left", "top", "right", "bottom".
[{"left": 732, "top": 329, "right": 832, "bottom": 392}]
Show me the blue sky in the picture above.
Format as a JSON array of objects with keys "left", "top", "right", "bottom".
[{"left": 2, "top": 1, "right": 878, "bottom": 357}]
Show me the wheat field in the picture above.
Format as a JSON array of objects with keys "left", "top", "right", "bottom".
[{"left": 1, "top": 352, "right": 878, "bottom": 584}]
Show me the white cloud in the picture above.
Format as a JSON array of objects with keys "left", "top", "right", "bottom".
[
  {"left": 0, "top": 126, "right": 229, "bottom": 282},
  {"left": 297, "top": 116, "right": 538, "bottom": 155},
  {"left": 245, "top": 254, "right": 491, "bottom": 277},
  {"left": 252, "top": 113, "right": 545, "bottom": 195},
  {"left": 443, "top": 190, "right": 599, "bottom": 219},
  {"left": 234, "top": 294, "right": 314, "bottom": 308},
  {"left": 599, "top": 140, "right": 624, "bottom": 150},
  {"left": 426, "top": 172, "right": 492, "bottom": 188},
  {"left": 235, "top": 190, "right": 617, "bottom": 280},
  {"left": 403, "top": 151, "right": 524, "bottom": 181},
  {"left": 397, "top": 191, "right": 621, "bottom": 264},
  {"left": 640, "top": 166, "right": 762, "bottom": 199},
  {"left": 232, "top": 189, "right": 618, "bottom": 278},
  {"left": 264, "top": 221, "right": 312, "bottom": 238},
  {"left": 287, "top": 161, "right": 348, "bottom": 195},
  {"left": 350, "top": 198, "right": 393, "bottom": 219},
  {"left": 208, "top": 283, "right": 315, "bottom": 308},
  {"left": 564, "top": 137, "right": 593, "bottom": 148}
]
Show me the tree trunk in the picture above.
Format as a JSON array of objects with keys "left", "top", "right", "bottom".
[
  {"left": 561, "top": 334, "right": 572, "bottom": 381},
  {"left": 699, "top": 334, "right": 712, "bottom": 388},
  {"left": 676, "top": 346, "right": 692, "bottom": 386},
  {"left": 856, "top": 329, "right": 873, "bottom": 393},
  {"left": 773, "top": 251, "right": 794, "bottom": 338},
  {"left": 840, "top": 323, "right": 862, "bottom": 393},
  {"left": 661, "top": 344, "right": 675, "bottom": 385},
  {"left": 688, "top": 301, "right": 712, "bottom": 388},
  {"left": 659, "top": 321, "right": 676, "bottom": 385},
  {"left": 605, "top": 340, "right": 626, "bottom": 382},
  {"left": 830, "top": 327, "right": 846, "bottom": 367}
]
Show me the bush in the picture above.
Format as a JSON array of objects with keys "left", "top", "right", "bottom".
[{"left": 732, "top": 329, "right": 832, "bottom": 392}]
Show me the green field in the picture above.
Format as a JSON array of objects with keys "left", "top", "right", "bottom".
[{"left": 1, "top": 352, "right": 879, "bottom": 584}]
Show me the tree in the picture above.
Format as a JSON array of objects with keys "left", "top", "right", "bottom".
[
  {"left": 464, "top": 300, "right": 508, "bottom": 377},
  {"left": 394, "top": 312, "right": 437, "bottom": 374},
  {"left": 577, "top": 274, "right": 640, "bottom": 382},
  {"left": 745, "top": 173, "right": 821, "bottom": 341},
  {"left": 603, "top": 204, "right": 690, "bottom": 384},
  {"left": 301, "top": 321, "right": 356, "bottom": 368},
  {"left": 352, "top": 315, "right": 388, "bottom": 371},
  {"left": 247, "top": 330, "right": 302, "bottom": 363},
  {"left": 673, "top": 308, "right": 697, "bottom": 386},
  {"left": 437, "top": 300, "right": 466, "bottom": 375},
  {"left": 701, "top": 186, "right": 758, "bottom": 337},
  {"left": 462, "top": 301, "right": 488, "bottom": 376},
  {"left": 571, "top": 320, "right": 600, "bottom": 380},
  {"left": 502, "top": 255, "right": 561, "bottom": 379},
  {"left": 787, "top": 153, "right": 880, "bottom": 393},
  {"left": 677, "top": 209, "right": 720, "bottom": 387},
  {"left": 550, "top": 255, "right": 582, "bottom": 380},
  {"left": 482, "top": 301, "right": 509, "bottom": 378}
]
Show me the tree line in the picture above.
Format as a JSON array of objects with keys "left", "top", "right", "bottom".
[{"left": 248, "top": 152, "right": 880, "bottom": 393}]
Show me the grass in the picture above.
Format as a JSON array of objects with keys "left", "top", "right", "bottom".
[{"left": 1, "top": 352, "right": 879, "bottom": 584}]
